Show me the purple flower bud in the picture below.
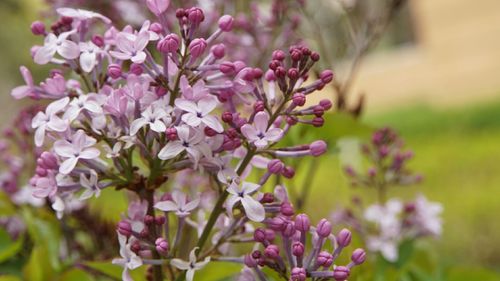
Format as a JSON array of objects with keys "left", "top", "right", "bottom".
[
  {"left": 282, "top": 166, "right": 295, "bottom": 179},
  {"left": 287, "top": 116, "right": 298, "bottom": 125},
  {"left": 282, "top": 220, "right": 296, "bottom": 237},
  {"left": 130, "top": 63, "right": 143, "bottom": 75},
  {"left": 219, "top": 61, "right": 235, "bottom": 74},
  {"left": 144, "top": 215, "right": 154, "bottom": 225},
  {"left": 155, "top": 238, "right": 169, "bottom": 255},
  {"left": 260, "top": 193, "right": 275, "bottom": 203},
  {"left": 146, "top": 0, "right": 170, "bottom": 16},
  {"left": 317, "top": 251, "right": 333, "bottom": 267},
  {"left": 40, "top": 152, "right": 58, "bottom": 170},
  {"left": 36, "top": 167, "right": 47, "bottom": 177},
  {"left": 157, "top": 33, "right": 180, "bottom": 53},
  {"left": 292, "top": 242, "right": 305, "bottom": 256},
  {"left": 166, "top": 127, "right": 177, "bottom": 140},
  {"left": 131, "top": 241, "right": 141, "bottom": 253},
  {"left": 265, "top": 229, "right": 276, "bottom": 241},
  {"left": 295, "top": 214, "right": 311, "bottom": 232},
  {"left": 274, "top": 66, "right": 286, "bottom": 78},
  {"left": 150, "top": 22, "right": 163, "bottom": 34},
  {"left": 188, "top": 7, "right": 205, "bottom": 25},
  {"left": 244, "top": 254, "right": 258, "bottom": 268},
  {"left": 264, "top": 244, "right": 280, "bottom": 259},
  {"left": 252, "top": 68, "right": 263, "bottom": 79},
  {"left": 290, "top": 267, "right": 307, "bottom": 281},
  {"left": 90, "top": 35, "right": 104, "bottom": 48},
  {"left": 254, "top": 228, "right": 267, "bottom": 243},
  {"left": 265, "top": 69, "right": 276, "bottom": 81},
  {"left": 292, "top": 93, "right": 306, "bottom": 106},
  {"left": 337, "top": 228, "right": 352, "bottom": 247},
  {"left": 155, "top": 216, "right": 166, "bottom": 225},
  {"left": 320, "top": 70, "right": 334, "bottom": 84},
  {"left": 333, "top": 266, "right": 350, "bottom": 280},
  {"left": 218, "top": 15, "right": 234, "bottom": 31},
  {"left": 204, "top": 126, "right": 217, "bottom": 137},
  {"left": 316, "top": 218, "right": 332, "bottom": 237},
  {"left": 272, "top": 50, "right": 286, "bottom": 61},
  {"left": 280, "top": 202, "right": 294, "bottom": 216},
  {"left": 234, "top": 61, "right": 247, "bottom": 72},
  {"left": 313, "top": 105, "right": 325, "bottom": 117},
  {"left": 288, "top": 68, "right": 300, "bottom": 80},
  {"left": 211, "top": 44, "right": 226, "bottom": 59},
  {"left": 310, "top": 140, "right": 327, "bottom": 157},
  {"left": 31, "top": 21, "right": 45, "bottom": 35},
  {"left": 268, "top": 215, "right": 287, "bottom": 231},
  {"left": 351, "top": 248, "right": 366, "bottom": 265},
  {"left": 254, "top": 101, "right": 265, "bottom": 112},
  {"left": 107, "top": 64, "right": 122, "bottom": 79},
  {"left": 312, "top": 117, "right": 324, "bottom": 127},
  {"left": 267, "top": 159, "right": 284, "bottom": 174},
  {"left": 311, "top": 52, "right": 320, "bottom": 61},
  {"left": 117, "top": 221, "right": 132, "bottom": 237}
]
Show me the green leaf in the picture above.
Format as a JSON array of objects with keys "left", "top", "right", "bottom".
[
  {"left": 58, "top": 268, "right": 95, "bottom": 281},
  {"left": 23, "top": 246, "right": 55, "bottom": 281},
  {"left": 395, "top": 239, "right": 415, "bottom": 268},
  {"left": 84, "top": 261, "right": 146, "bottom": 280},
  {"left": 0, "top": 229, "right": 23, "bottom": 263},
  {"left": 0, "top": 276, "right": 22, "bottom": 281},
  {"left": 197, "top": 262, "right": 242, "bottom": 281},
  {"left": 0, "top": 191, "right": 16, "bottom": 216},
  {"left": 447, "top": 266, "right": 500, "bottom": 281}
]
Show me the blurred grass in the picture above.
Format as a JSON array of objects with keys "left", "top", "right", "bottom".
[{"left": 303, "top": 99, "right": 500, "bottom": 273}]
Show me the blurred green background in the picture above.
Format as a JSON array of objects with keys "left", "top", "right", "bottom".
[{"left": 1, "top": 0, "right": 499, "bottom": 280}]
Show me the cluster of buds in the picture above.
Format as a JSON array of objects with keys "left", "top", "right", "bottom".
[
  {"left": 344, "top": 127, "right": 423, "bottom": 192},
  {"left": 243, "top": 202, "right": 365, "bottom": 281}
]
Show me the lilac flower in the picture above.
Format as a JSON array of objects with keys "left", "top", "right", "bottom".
[
  {"left": 154, "top": 190, "right": 200, "bottom": 218},
  {"left": 413, "top": 195, "right": 443, "bottom": 236},
  {"left": 129, "top": 105, "right": 172, "bottom": 135},
  {"left": 11, "top": 66, "right": 35, "bottom": 99},
  {"left": 226, "top": 181, "right": 265, "bottom": 222},
  {"left": 31, "top": 97, "right": 70, "bottom": 147},
  {"left": 157, "top": 126, "right": 211, "bottom": 163},
  {"left": 112, "top": 233, "right": 143, "bottom": 281},
  {"left": 170, "top": 247, "right": 210, "bottom": 281},
  {"left": 79, "top": 169, "right": 100, "bottom": 200},
  {"left": 34, "top": 31, "right": 80, "bottom": 64},
  {"left": 110, "top": 31, "right": 150, "bottom": 64},
  {"left": 241, "top": 111, "right": 283, "bottom": 148},
  {"left": 56, "top": 7, "right": 111, "bottom": 23},
  {"left": 53, "top": 130, "right": 101, "bottom": 174},
  {"left": 79, "top": 42, "right": 101, "bottom": 72},
  {"left": 64, "top": 95, "right": 103, "bottom": 121},
  {"left": 103, "top": 142, "right": 123, "bottom": 158},
  {"left": 40, "top": 74, "right": 68, "bottom": 98},
  {"left": 175, "top": 97, "right": 224, "bottom": 133}
]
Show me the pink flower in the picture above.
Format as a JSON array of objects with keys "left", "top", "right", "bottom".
[
  {"left": 11, "top": 66, "right": 35, "bottom": 99},
  {"left": 129, "top": 105, "right": 172, "bottom": 135},
  {"left": 110, "top": 31, "right": 150, "bottom": 64},
  {"left": 64, "top": 95, "right": 103, "bottom": 121},
  {"left": 170, "top": 247, "right": 210, "bottom": 281},
  {"left": 175, "top": 97, "right": 224, "bottom": 133},
  {"left": 79, "top": 169, "right": 100, "bottom": 200},
  {"left": 79, "top": 42, "right": 100, "bottom": 72},
  {"left": 157, "top": 126, "right": 211, "bottom": 164},
  {"left": 53, "top": 130, "right": 101, "bottom": 174},
  {"left": 56, "top": 8, "right": 111, "bottom": 24},
  {"left": 112, "top": 234, "right": 143, "bottom": 281},
  {"left": 146, "top": 0, "right": 170, "bottom": 16},
  {"left": 31, "top": 97, "right": 70, "bottom": 147},
  {"left": 154, "top": 190, "right": 200, "bottom": 218},
  {"left": 241, "top": 112, "right": 283, "bottom": 148},
  {"left": 40, "top": 74, "right": 67, "bottom": 98},
  {"left": 226, "top": 181, "right": 265, "bottom": 222},
  {"left": 34, "top": 31, "right": 80, "bottom": 64}
]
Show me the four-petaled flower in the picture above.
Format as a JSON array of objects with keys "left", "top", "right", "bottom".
[
  {"left": 241, "top": 111, "right": 282, "bottom": 148},
  {"left": 175, "top": 97, "right": 224, "bottom": 133},
  {"left": 112, "top": 233, "right": 143, "bottom": 281},
  {"left": 154, "top": 190, "right": 200, "bottom": 218},
  {"left": 64, "top": 94, "right": 103, "bottom": 121},
  {"left": 32, "top": 97, "right": 70, "bottom": 147},
  {"left": 34, "top": 31, "right": 80, "bottom": 64},
  {"left": 158, "top": 126, "right": 211, "bottom": 164},
  {"left": 130, "top": 105, "right": 172, "bottom": 135},
  {"left": 79, "top": 169, "right": 100, "bottom": 200},
  {"left": 170, "top": 247, "right": 210, "bottom": 281},
  {"left": 226, "top": 180, "right": 265, "bottom": 222},
  {"left": 54, "top": 130, "right": 101, "bottom": 174},
  {"left": 110, "top": 31, "right": 150, "bottom": 64}
]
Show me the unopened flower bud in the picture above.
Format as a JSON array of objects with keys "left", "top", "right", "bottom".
[
  {"left": 351, "top": 248, "right": 366, "bottom": 265},
  {"left": 189, "top": 38, "right": 207, "bottom": 59},
  {"left": 130, "top": 63, "right": 143, "bottom": 75},
  {"left": 265, "top": 69, "right": 276, "bottom": 81},
  {"left": 288, "top": 68, "right": 299, "bottom": 80},
  {"left": 268, "top": 215, "right": 287, "bottom": 231},
  {"left": 316, "top": 218, "right": 332, "bottom": 237},
  {"left": 320, "top": 99, "right": 333, "bottom": 110},
  {"left": 150, "top": 22, "right": 163, "bottom": 34},
  {"left": 211, "top": 44, "right": 225, "bottom": 59},
  {"left": 282, "top": 166, "right": 295, "bottom": 178},
  {"left": 107, "top": 64, "right": 122, "bottom": 79},
  {"left": 221, "top": 111, "right": 233, "bottom": 123},
  {"left": 218, "top": 15, "right": 234, "bottom": 31},
  {"left": 333, "top": 266, "right": 350, "bottom": 280},
  {"left": 310, "top": 140, "right": 327, "bottom": 157},
  {"left": 219, "top": 61, "right": 235, "bottom": 74},
  {"left": 290, "top": 267, "right": 307, "bottom": 281},
  {"left": 287, "top": 116, "right": 298, "bottom": 125},
  {"left": 117, "top": 221, "right": 132, "bottom": 237},
  {"left": 254, "top": 101, "right": 265, "bottom": 112},
  {"left": 166, "top": 127, "right": 177, "bottom": 140},
  {"left": 91, "top": 35, "right": 104, "bottom": 47},
  {"left": 244, "top": 254, "right": 258, "bottom": 268},
  {"left": 267, "top": 159, "right": 284, "bottom": 174},
  {"left": 312, "top": 117, "right": 324, "bottom": 127},
  {"left": 264, "top": 244, "right": 280, "bottom": 259},
  {"left": 31, "top": 21, "right": 46, "bottom": 35},
  {"left": 254, "top": 228, "right": 267, "bottom": 243},
  {"left": 295, "top": 214, "right": 310, "bottom": 232},
  {"left": 155, "top": 216, "right": 166, "bottom": 225},
  {"left": 40, "top": 151, "right": 58, "bottom": 169},
  {"left": 188, "top": 7, "right": 204, "bottom": 25},
  {"left": 280, "top": 202, "right": 294, "bottom": 216},
  {"left": 252, "top": 68, "right": 263, "bottom": 79},
  {"left": 157, "top": 33, "right": 180, "bottom": 53},
  {"left": 155, "top": 238, "right": 169, "bottom": 255},
  {"left": 282, "top": 220, "right": 296, "bottom": 237},
  {"left": 292, "top": 242, "right": 305, "bottom": 256},
  {"left": 144, "top": 215, "right": 154, "bottom": 225},
  {"left": 320, "top": 70, "right": 334, "bottom": 84},
  {"left": 311, "top": 52, "right": 320, "bottom": 61},
  {"left": 260, "top": 192, "right": 274, "bottom": 203},
  {"left": 292, "top": 93, "right": 306, "bottom": 106},
  {"left": 204, "top": 126, "right": 217, "bottom": 137},
  {"left": 317, "top": 251, "right": 333, "bottom": 267},
  {"left": 272, "top": 50, "right": 286, "bottom": 61},
  {"left": 337, "top": 228, "right": 352, "bottom": 247},
  {"left": 313, "top": 105, "right": 324, "bottom": 117}
]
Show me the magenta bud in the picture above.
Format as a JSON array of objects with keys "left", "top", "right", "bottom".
[
  {"left": 264, "top": 244, "right": 280, "bottom": 259},
  {"left": 166, "top": 127, "right": 177, "bottom": 140},
  {"left": 35, "top": 167, "right": 47, "bottom": 177},
  {"left": 265, "top": 69, "right": 276, "bottom": 81},
  {"left": 351, "top": 248, "right": 366, "bottom": 265},
  {"left": 31, "top": 21, "right": 46, "bottom": 35},
  {"left": 313, "top": 105, "right": 324, "bottom": 117},
  {"left": 337, "top": 228, "right": 352, "bottom": 247},
  {"left": 155, "top": 216, "right": 166, "bottom": 225},
  {"left": 150, "top": 22, "right": 163, "bottom": 34},
  {"left": 265, "top": 229, "right": 276, "bottom": 241},
  {"left": 292, "top": 93, "right": 306, "bottom": 106},
  {"left": 244, "top": 254, "right": 258, "bottom": 268},
  {"left": 254, "top": 228, "right": 267, "bottom": 243},
  {"left": 130, "top": 63, "right": 143, "bottom": 75},
  {"left": 131, "top": 241, "right": 141, "bottom": 253},
  {"left": 320, "top": 70, "right": 334, "bottom": 84},
  {"left": 219, "top": 61, "right": 235, "bottom": 74},
  {"left": 317, "top": 251, "right": 333, "bottom": 267},
  {"left": 155, "top": 238, "right": 169, "bottom": 255},
  {"left": 118, "top": 221, "right": 132, "bottom": 237},
  {"left": 188, "top": 7, "right": 204, "bottom": 25},
  {"left": 295, "top": 214, "right": 311, "bottom": 232},
  {"left": 211, "top": 44, "right": 226, "bottom": 59},
  {"left": 290, "top": 267, "right": 307, "bottom": 281},
  {"left": 280, "top": 202, "right": 294, "bottom": 216},
  {"left": 253, "top": 101, "right": 265, "bottom": 112},
  {"left": 274, "top": 66, "right": 286, "bottom": 78},
  {"left": 91, "top": 35, "right": 104, "bottom": 48},
  {"left": 144, "top": 215, "right": 154, "bottom": 225},
  {"left": 204, "top": 126, "right": 217, "bottom": 137},
  {"left": 221, "top": 111, "right": 233, "bottom": 123},
  {"left": 282, "top": 220, "right": 296, "bottom": 237},
  {"left": 288, "top": 68, "right": 300, "bottom": 80},
  {"left": 319, "top": 99, "right": 332, "bottom": 110},
  {"left": 268, "top": 215, "right": 287, "bottom": 231},
  {"left": 287, "top": 116, "right": 298, "bottom": 125},
  {"left": 267, "top": 159, "right": 284, "bottom": 174},
  {"left": 157, "top": 33, "right": 180, "bottom": 53},
  {"left": 310, "top": 140, "right": 327, "bottom": 157},
  {"left": 252, "top": 68, "right": 263, "bottom": 79},
  {"left": 311, "top": 52, "right": 320, "bottom": 61},
  {"left": 107, "top": 64, "right": 122, "bottom": 79},
  {"left": 333, "top": 266, "right": 350, "bottom": 281},
  {"left": 272, "top": 50, "right": 286, "bottom": 61},
  {"left": 292, "top": 242, "right": 305, "bottom": 256},
  {"left": 234, "top": 61, "right": 247, "bottom": 73},
  {"left": 218, "top": 15, "right": 234, "bottom": 31},
  {"left": 146, "top": 0, "right": 170, "bottom": 16},
  {"left": 316, "top": 218, "right": 332, "bottom": 237},
  {"left": 282, "top": 166, "right": 295, "bottom": 179},
  {"left": 40, "top": 152, "right": 58, "bottom": 169},
  {"left": 312, "top": 117, "right": 324, "bottom": 127},
  {"left": 260, "top": 192, "right": 274, "bottom": 203}
]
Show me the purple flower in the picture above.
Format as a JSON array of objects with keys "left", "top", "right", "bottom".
[
  {"left": 226, "top": 181, "right": 265, "bottom": 222},
  {"left": 110, "top": 31, "right": 150, "bottom": 64},
  {"left": 11, "top": 66, "right": 35, "bottom": 99},
  {"left": 241, "top": 111, "right": 283, "bottom": 149},
  {"left": 154, "top": 190, "right": 200, "bottom": 218},
  {"left": 146, "top": 0, "right": 170, "bottom": 16},
  {"left": 64, "top": 95, "right": 103, "bottom": 121},
  {"left": 56, "top": 8, "right": 111, "bottom": 24},
  {"left": 79, "top": 42, "right": 100, "bottom": 72},
  {"left": 79, "top": 169, "right": 100, "bottom": 200},
  {"left": 175, "top": 97, "right": 223, "bottom": 133},
  {"left": 53, "top": 130, "right": 100, "bottom": 174},
  {"left": 34, "top": 31, "right": 80, "bottom": 64},
  {"left": 157, "top": 126, "right": 210, "bottom": 164},
  {"left": 31, "top": 97, "right": 69, "bottom": 147},
  {"left": 130, "top": 104, "right": 172, "bottom": 135},
  {"left": 170, "top": 247, "right": 210, "bottom": 281},
  {"left": 112, "top": 234, "right": 143, "bottom": 281}
]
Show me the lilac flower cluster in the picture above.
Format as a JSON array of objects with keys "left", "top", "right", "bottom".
[{"left": 10, "top": 1, "right": 362, "bottom": 280}]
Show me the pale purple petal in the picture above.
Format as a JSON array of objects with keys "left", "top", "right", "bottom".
[
  {"left": 154, "top": 201, "right": 178, "bottom": 212},
  {"left": 79, "top": 148, "right": 101, "bottom": 159},
  {"left": 58, "top": 40, "right": 80, "bottom": 59},
  {"left": 131, "top": 51, "right": 147, "bottom": 64},
  {"left": 201, "top": 115, "right": 223, "bottom": 133},
  {"left": 34, "top": 45, "right": 57, "bottom": 64},
  {"left": 46, "top": 97, "right": 70, "bottom": 115},
  {"left": 170, "top": 259, "right": 190, "bottom": 270},
  {"left": 241, "top": 196, "right": 265, "bottom": 222},
  {"left": 59, "top": 157, "right": 78, "bottom": 174},
  {"left": 47, "top": 116, "right": 68, "bottom": 132},
  {"left": 34, "top": 126, "right": 46, "bottom": 147},
  {"left": 175, "top": 99, "right": 198, "bottom": 113},
  {"left": 264, "top": 128, "right": 283, "bottom": 142},
  {"left": 150, "top": 120, "right": 166, "bottom": 133},
  {"left": 240, "top": 125, "right": 258, "bottom": 141},
  {"left": 80, "top": 51, "right": 96, "bottom": 72},
  {"left": 130, "top": 118, "right": 147, "bottom": 136},
  {"left": 11, "top": 86, "right": 31, "bottom": 99},
  {"left": 254, "top": 112, "right": 269, "bottom": 134},
  {"left": 158, "top": 141, "right": 184, "bottom": 160},
  {"left": 198, "top": 97, "right": 217, "bottom": 115},
  {"left": 134, "top": 31, "right": 150, "bottom": 51},
  {"left": 182, "top": 113, "right": 202, "bottom": 127},
  {"left": 110, "top": 51, "right": 132, "bottom": 61}
]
